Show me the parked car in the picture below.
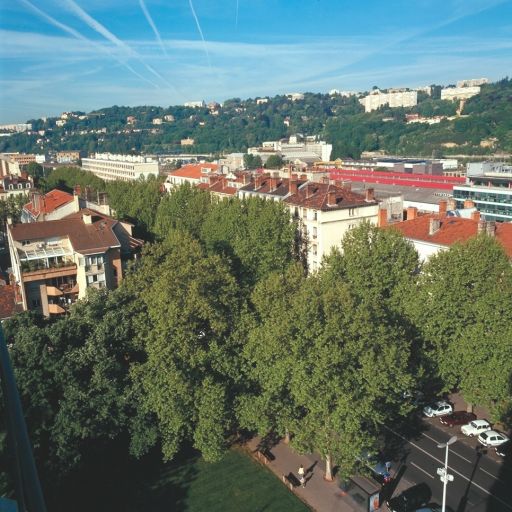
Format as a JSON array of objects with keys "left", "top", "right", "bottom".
[
  {"left": 439, "top": 411, "right": 477, "bottom": 427},
  {"left": 386, "top": 483, "right": 431, "bottom": 512},
  {"left": 495, "top": 441, "right": 512, "bottom": 457},
  {"left": 423, "top": 401, "right": 453, "bottom": 418},
  {"left": 461, "top": 419, "right": 492, "bottom": 437},
  {"left": 358, "top": 450, "right": 392, "bottom": 485},
  {"left": 478, "top": 430, "right": 509, "bottom": 447}
]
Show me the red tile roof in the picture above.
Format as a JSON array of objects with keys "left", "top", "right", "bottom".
[
  {"left": 284, "top": 182, "right": 376, "bottom": 211},
  {"left": 10, "top": 212, "right": 121, "bottom": 255},
  {"left": 240, "top": 176, "right": 308, "bottom": 197},
  {"left": 0, "top": 284, "right": 23, "bottom": 320},
  {"left": 168, "top": 163, "right": 219, "bottom": 180},
  {"left": 390, "top": 214, "right": 512, "bottom": 258},
  {"left": 24, "top": 189, "right": 74, "bottom": 218}
]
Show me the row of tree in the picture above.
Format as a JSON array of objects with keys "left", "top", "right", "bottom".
[{"left": 1, "top": 188, "right": 511, "bottom": 509}]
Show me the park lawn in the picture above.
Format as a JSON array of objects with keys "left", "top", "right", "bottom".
[{"left": 144, "top": 448, "right": 310, "bottom": 512}]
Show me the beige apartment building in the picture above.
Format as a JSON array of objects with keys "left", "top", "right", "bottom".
[
  {"left": 82, "top": 153, "right": 159, "bottom": 182},
  {"left": 8, "top": 209, "right": 142, "bottom": 316},
  {"left": 359, "top": 90, "right": 417, "bottom": 112}
]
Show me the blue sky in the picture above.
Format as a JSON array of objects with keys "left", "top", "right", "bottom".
[{"left": 1, "top": 0, "right": 511, "bottom": 123}]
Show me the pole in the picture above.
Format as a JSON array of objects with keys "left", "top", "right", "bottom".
[{"left": 442, "top": 443, "right": 448, "bottom": 512}]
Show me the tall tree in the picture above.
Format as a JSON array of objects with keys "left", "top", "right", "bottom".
[{"left": 128, "top": 231, "right": 243, "bottom": 462}]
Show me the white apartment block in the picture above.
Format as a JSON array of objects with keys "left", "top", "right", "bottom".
[
  {"left": 82, "top": 153, "right": 159, "bottom": 182},
  {"left": 0, "top": 123, "right": 32, "bottom": 133},
  {"left": 456, "top": 78, "right": 488, "bottom": 88},
  {"left": 440, "top": 86, "right": 480, "bottom": 101},
  {"left": 184, "top": 101, "right": 206, "bottom": 108},
  {"left": 359, "top": 90, "right": 418, "bottom": 112}
]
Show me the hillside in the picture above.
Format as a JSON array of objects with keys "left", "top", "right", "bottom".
[{"left": 1, "top": 78, "right": 511, "bottom": 158}]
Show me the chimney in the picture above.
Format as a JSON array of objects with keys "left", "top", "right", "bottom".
[
  {"left": 477, "top": 219, "right": 487, "bottom": 234},
  {"left": 447, "top": 198, "right": 457, "bottom": 211},
  {"left": 288, "top": 163, "right": 293, "bottom": 179},
  {"left": 429, "top": 217, "right": 441, "bottom": 235},
  {"left": 486, "top": 220, "right": 496, "bottom": 237},
  {"left": 406, "top": 206, "right": 418, "bottom": 220},
  {"left": 74, "top": 185, "right": 82, "bottom": 197},
  {"left": 300, "top": 174, "right": 308, "bottom": 181},
  {"left": 269, "top": 176, "right": 278, "bottom": 192},
  {"left": 327, "top": 188, "right": 337, "bottom": 207},
  {"left": 464, "top": 199, "right": 475, "bottom": 209},
  {"left": 365, "top": 188, "right": 375, "bottom": 202},
  {"left": 32, "top": 191, "right": 41, "bottom": 212},
  {"left": 438, "top": 200, "right": 447, "bottom": 217},
  {"left": 254, "top": 175, "right": 263, "bottom": 189},
  {"left": 471, "top": 210, "right": 481, "bottom": 222},
  {"left": 289, "top": 178, "right": 298, "bottom": 195},
  {"left": 83, "top": 212, "right": 93, "bottom": 225},
  {"left": 305, "top": 183, "right": 315, "bottom": 199},
  {"left": 378, "top": 208, "right": 388, "bottom": 227},
  {"left": 73, "top": 192, "right": 80, "bottom": 213}
]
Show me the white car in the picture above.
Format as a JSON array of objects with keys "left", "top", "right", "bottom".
[
  {"left": 478, "top": 430, "right": 509, "bottom": 447},
  {"left": 423, "top": 401, "right": 453, "bottom": 417},
  {"left": 461, "top": 419, "right": 492, "bottom": 437}
]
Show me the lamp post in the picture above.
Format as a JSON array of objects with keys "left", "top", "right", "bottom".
[{"left": 437, "top": 435, "right": 457, "bottom": 512}]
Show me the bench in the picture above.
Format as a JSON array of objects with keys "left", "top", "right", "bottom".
[
  {"left": 282, "top": 474, "right": 294, "bottom": 491},
  {"left": 256, "top": 450, "right": 271, "bottom": 465}
]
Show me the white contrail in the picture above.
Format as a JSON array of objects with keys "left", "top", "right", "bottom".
[
  {"left": 139, "top": 0, "right": 168, "bottom": 57},
  {"left": 58, "top": 0, "right": 173, "bottom": 86},
  {"left": 18, "top": 0, "right": 160, "bottom": 88},
  {"left": 188, "top": 0, "right": 212, "bottom": 69}
]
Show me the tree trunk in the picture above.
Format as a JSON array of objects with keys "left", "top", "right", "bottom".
[
  {"left": 284, "top": 429, "right": 290, "bottom": 444},
  {"left": 324, "top": 453, "right": 333, "bottom": 482},
  {"left": 467, "top": 402, "right": 473, "bottom": 413}
]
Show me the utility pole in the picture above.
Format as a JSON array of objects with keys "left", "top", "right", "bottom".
[{"left": 436, "top": 435, "right": 457, "bottom": 512}]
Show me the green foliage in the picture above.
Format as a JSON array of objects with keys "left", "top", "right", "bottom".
[
  {"left": 0, "top": 194, "right": 26, "bottom": 225},
  {"left": 43, "top": 166, "right": 104, "bottom": 193},
  {"left": 26, "top": 161, "right": 44, "bottom": 180},
  {"left": 128, "top": 231, "right": 242, "bottom": 462},
  {"left": 264, "top": 154, "right": 284, "bottom": 169},
  {"left": 3, "top": 79, "right": 511, "bottom": 157},
  {"left": 243, "top": 153, "right": 262, "bottom": 169},
  {"left": 404, "top": 235, "right": 512, "bottom": 419}
]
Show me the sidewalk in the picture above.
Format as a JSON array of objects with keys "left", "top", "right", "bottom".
[{"left": 245, "top": 437, "right": 415, "bottom": 512}]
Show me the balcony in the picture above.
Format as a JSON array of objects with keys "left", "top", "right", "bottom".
[
  {"left": 48, "top": 303, "right": 66, "bottom": 315},
  {"left": 22, "top": 263, "right": 77, "bottom": 282}
]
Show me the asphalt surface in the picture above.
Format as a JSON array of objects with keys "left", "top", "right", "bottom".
[{"left": 384, "top": 417, "right": 512, "bottom": 512}]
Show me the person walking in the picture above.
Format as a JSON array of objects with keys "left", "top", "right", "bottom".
[{"left": 298, "top": 464, "right": 305, "bottom": 479}]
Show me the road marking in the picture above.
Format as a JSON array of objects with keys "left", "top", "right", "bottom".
[
  {"left": 383, "top": 425, "right": 512, "bottom": 512},
  {"left": 421, "top": 432, "right": 472, "bottom": 463},
  {"left": 410, "top": 461, "right": 434, "bottom": 479},
  {"left": 480, "top": 467, "right": 506, "bottom": 484}
]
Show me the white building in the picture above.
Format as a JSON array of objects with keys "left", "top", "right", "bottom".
[
  {"left": 0, "top": 123, "right": 32, "bottom": 133},
  {"left": 440, "top": 86, "right": 480, "bottom": 101},
  {"left": 456, "top": 78, "right": 488, "bottom": 88},
  {"left": 287, "top": 93, "right": 305, "bottom": 101},
  {"left": 184, "top": 100, "right": 206, "bottom": 108},
  {"left": 82, "top": 153, "right": 159, "bottom": 182},
  {"left": 359, "top": 90, "right": 417, "bottom": 112}
]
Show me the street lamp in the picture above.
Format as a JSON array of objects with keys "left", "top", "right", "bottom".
[{"left": 437, "top": 435, "right": 457, "bottom": 512}]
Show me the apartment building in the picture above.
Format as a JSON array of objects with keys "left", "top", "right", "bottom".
[
  {"left": 359, "top": 90, "right": 417, "bottom": 112},
  {"left": 388, "top": 202, "right": 512, "bottom": 261},
  {"left": 56, "top": 151, "right": 81, "bottom": 164},
  {"left": 456, "top": 78, "right": 488, "bottom": 88},
  {"left": 22, "top": 190, "right": 75, "bottom": 223},
  {"left": 440, "top": 86, "right": 480, "bottom": 101},
  {"left": 8, "top": 209, "right": 142, "bottom": 316},
  {"left": 0, "top": 175, "right": 33, "bottom": 200},
  {"left": 164, "top": 163, "right": 219, "bottom": 192},
  {"left": 82, "top": 153, "right": 159, "bottom": 182}
]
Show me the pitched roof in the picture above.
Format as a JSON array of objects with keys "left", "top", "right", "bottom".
[
  {"left": 23, "top": 189, "right": 74, "bottom": 218},
  {"left": 390, "top": 214, "right": 512, "bottom": 258},
  {"left": 10, "top": 211, "right": 121, "bottom": 255},
  {"left": 0, "top": 284, "right": 23, "bottom": 320},
  {"left": 239, "top": 176, "right": 308, "bottom": 197},
  {"left": 168, "top": 163, "right": 219, "bottom": 180},
  {"left": 284, "top": 182, "right": 377, "bottom": 211}
]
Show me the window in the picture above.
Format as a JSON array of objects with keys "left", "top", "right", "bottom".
[
  {"left": 349, "top": 208, "right": 356, "bottom": 217},
  {"left": 31, "top": 298, "right": 41, "bottom": 307},
  {"left": 313, "top": 211, "right": 317, "bottom": 221},
  {"left": 312, "top": 227, "right": 317, "bottom": 239},
  {"left": 312, "top": 245, "right": 317, "bottom": 256}
]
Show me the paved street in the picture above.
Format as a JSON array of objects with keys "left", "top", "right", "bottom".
[{"left": 384, "top": 419, "right": 512, "bottom": 512}]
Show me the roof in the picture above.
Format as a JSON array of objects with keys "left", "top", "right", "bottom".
[
  {"left": 0, "top": 284, "right": 23, "bottom": 320},
  {"left": 239, "top": 176, "right": 308, "bottom": 197},
  {"left": 10, "top": 211, "right": 121, "bottom": 255},
  {"left": 168, "top": 163, "right": 219, "bottom": 180},
  {"left": 198, "top": 178, "right": 238, "bottom": 196},
  {"left": 349, "top": 181, "right": 449, "bottom": 204},
  {"left": 284, "top": 182, "right": 377, "bottom": 211},
  {"left": 23, "top": 189, "right": 74, "bottom": 218},
  {"left": 390, "top": 214, "right": 512, "bottom": 258}
]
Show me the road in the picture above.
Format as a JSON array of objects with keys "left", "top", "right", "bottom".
[{"left": 384, "top": 419, "right": 512, "bottom": 512}]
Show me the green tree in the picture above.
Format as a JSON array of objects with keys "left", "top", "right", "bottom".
[
  {"left": 128, "top": 231, "right": 242, "bottom": 462},
  {"left": 243, "top": 154, "right": 263, "bottom": 169},
  {"left": 404, "top": 235, "right": 512, "bottom": 417},
  {"left": 26, "top": 161, "right": 44, "bottom": 180},
  {"left": 153, "top": 183, "right": 211, "bottom": 240},
  {"left": 264, "top": 154, "right": 284, "bottom": 169}
]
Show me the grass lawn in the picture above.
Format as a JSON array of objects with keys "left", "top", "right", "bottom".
[
  {"left": 49, "top": 444, "right": 310, "bottom": 512},
  {"left": 142, "top": 448, "right": 310, "bottom": 512}
]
